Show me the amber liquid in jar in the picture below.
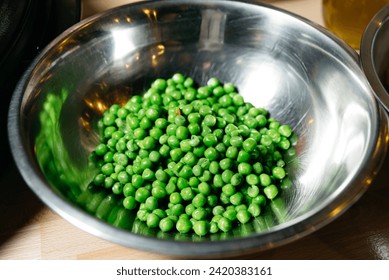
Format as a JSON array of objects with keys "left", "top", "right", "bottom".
[{"left": 323, "top": 0, "right": 389, "bottom": 49}]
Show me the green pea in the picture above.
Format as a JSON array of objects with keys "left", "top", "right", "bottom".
[
  {"left": 159, "top": 217, "right": 174, "bottom": 232},
  {"left": 237, "top": 209, "right": 251, "bottom": 224},
  {"left": 272, "top": 166, "right": 286, "bottom": 179},
  {"left": 176, "top": 217, "right": 192, "bottom": 233},
  {"left": 170, "top": 192, "right": 183, "bottom": 205},
  {"left": 151, "top": 185, "right": 166, "bottom": 199},
  {"left": 185, "top": 203, "right": 196, "bottom": 216},
  {"left": 176, "top": 126, "right": 189, "bottom": 140},
  {"left": 198, "top": 182, "right": 211, "bottom": 195},
  {"left": 218, "top": 217, "right": 232, "bottom": 232},
  {"left": 95, "top": 144, "right": 108, "bottom": 156},
  {"left": 203, "top": 134, "right": 218, "bottom": 147},
  {"left": 238, "top": 162, "right": 252, "bottom": 175},
  {"left": 264, "top": 184, "right": 278, "bottom": 200},
  {"left": 101, "top": 163, "right": 114, "bottom": 176},
  {"left": 145, "top": 196, "right": 158, "bottom": 211},
  {"left": 193, "top": 220, "right": 209, "bottom": 236},
  {"left": 192, "top": 193, "right": 207, "bottom": 208},
  {"left": 259, "top": 173, "right": 272, "bottom": 187},
  {"left": 230, "top": 136, "right": 243, "bottom": 147},
  {"left": 242, "top": 137, "right": 257, "bottom": 152},
  {"left": 146, "top": 213, "right": 160, "bottom": 228},
  {"left": 230, "top": 173, "right": 243, "bottom": 186},
  {"left": 192, "top": 207, "right": 208, "bottom": 221},
  {"left": 230, "top": 192, "right": 243, "bottom": 206},
  {"left": 219, "top": 158, "right": 233, "bottom": 170},
  {"left": 248, "top": 203, "right": 261, "bottom": 217},
  {"left": 222, "top": 169, "right": 234, "bottom": 183},
  {"left": 225, "top": 146, "right": 238, "bottom": 159},
  {"left": 135, "top": 187, "right": 150, "bottom": 203},
  {"left": 247, "top": 185, "right": 260, "bottom": 198},
  {"left": 246, "top": 174, "right": 259, "bottom": 185},
  {"left": 93, "top": 173, "right": 105, "bottom": 186},
  {"left": 123, "top": 196, "right": 137, "bottom": 210},
  {"left": 170, "top": 148, "right": 183, "bottom": 161},
  {"left": 222, "top": 184, "right": 236, "bottom": 197}
]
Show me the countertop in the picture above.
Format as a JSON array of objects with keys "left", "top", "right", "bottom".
[{"left": 1, "top": 0, "right": 389, "bottom": 260}]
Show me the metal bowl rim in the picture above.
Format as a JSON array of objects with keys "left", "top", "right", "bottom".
[{"left": 7, "top": 0, "right": 387, "bottom": 257}]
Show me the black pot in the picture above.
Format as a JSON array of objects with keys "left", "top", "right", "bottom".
[{"left": 0, "top": 0, "right": 80, "bottom": 169}]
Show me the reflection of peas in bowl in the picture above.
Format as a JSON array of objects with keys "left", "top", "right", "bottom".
[{"left": 8, "top": 0, "right": 388, "bottom": 257}]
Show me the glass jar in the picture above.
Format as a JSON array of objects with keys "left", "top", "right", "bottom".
[{"left": 323, "top": 0, "right": 389, "bottom": 49}]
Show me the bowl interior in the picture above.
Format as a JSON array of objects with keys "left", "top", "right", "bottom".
[{"left": 13, "top": 0, "right": 384, "bottom": 255}]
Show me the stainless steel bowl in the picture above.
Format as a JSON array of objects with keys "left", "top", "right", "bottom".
[
  {"left": 361, "top": 4, "right": 389, "bottom": 112},
  {"left": 8, "top": 0, "right": 388, "bottom": 257}
]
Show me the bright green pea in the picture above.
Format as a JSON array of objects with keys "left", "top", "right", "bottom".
[
  {"left": 222, "top": 169, "right": 234, "bottom": 183},
  {"left": 209, "top": 161, "right": 220, "bottom": 174},
  {"left": 95, "top": 144, "right": 108, "bottom": 156},
  {"left": 203, "top": 134, "right": 218, "bottom": 147},
  {"left": 230, "top": 192, "right": 243, "bottom": 206},
  {"left": 172, "top": 73, "right": 185, "bottom": 84},
  {"left": 123, "top": 196, "right": 137, "bottom": 210},
  {"left": 264, "top": 184, "right": 278, "bottom": 200},
  {"left": 247, "top": 185, "right": 260, "bottom": 198},
  {"left": 101, "top": 163, "right": 114, "bottom": 176},
  {"left": 146, "top": 213, "right": 160, "bottom": 228},
  {"left": 170, "top": 192, "right": 183, "bottom": 205},
  {"left": 176, "top": 217, "right": 192, "bottom": 234},
  {"left": 204, "top": 147, "right": 218, "bottom": 160},
  {"left": 230, "top": 136, "right": 243, "bottom": 147},
  {"left": 170, "top": 148, "right": 183, "bottom": 161},
  {"left": 198, "top": 182, "right": 211, "bottom": 195},
  {"left": 222, "top": 184, "right": 236, "bottom": 197},
  {"left": 236, "top": 209, "right": 251, "bottom": 224},
  {"left": 218, "top": 217, "right": 232, "bottom": 232},
  {"left": 230, "top": 173, "right": 243, "bottom": 186},
  {"left": 112, "top": 182, "right": 123, "bottom": 195},
  {"left": 93, "top": 173, "right": 105, "bottom": 186},
  {"left": 145, "top": 196, "right": 158, "bottom": 211},
  {"left": 170, "top": 204, "right": 184, "bottom": 216},
  {"left": 192, "top": 193, "right": 206, "bottom": 208},
  {"left": 193, "top": 220, "right": 209, "bottom": 236},
  {"left": 183, "top": 204, "right": 195, "bottom": 217},
  {"left": 135, "top": 187, "right": 150, "bottom": 203},
  {"left": 246, "top": 174, "right": 259, "bottom": 185},
  {"left": 142, "top": 168, "right": 155, "bottom": 181},
  {"left": 192, "top": 207, "right": 208, "bottom": 221},
  {"left": 248, "top": 203, "right": 261, "bottom": 217},
  {"left": 243, "top": 137, "right": 257, "bottom": 152},
  {"left": 225, "top": 146, "right": 238, "bottom": 159},
  {"left": 117, "top": 171, "right": 130, "bottom": 184},
  {"left": 237, "top": 162, "right": 252, "bottom": 175},
  {"left": 203, "top": 115, "right": 217, "bottom": 127},
  {"left": 219, "top": 158, "right": 232, "bottom": 171},
  {"left": 182, "top": 152, "right": 197, "bottom": 166},
  {"left": 152, "top": 186, "right": 166, "bottom": 199},
  {"left": 259, "top": 173, "right": 272, "bottom": 186},
  {"left": 272, "top": 166, "right": 286, "bottom": 179},
  {"left": 176, "top": 126, "right": 189, "bottom": 140},
  {"left": 181, "top": 187, "right": 195, "bottom": 201},
  {"left": 159, "top": 217, "right": 174, "bottom": 232}
]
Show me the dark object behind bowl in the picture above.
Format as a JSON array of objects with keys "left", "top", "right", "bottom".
[
  {"left": 0, "top": 0, "right": 80, "bottom": 169},
  {"left": 361, "top": 4, "right": 389, "bottom": 112}
]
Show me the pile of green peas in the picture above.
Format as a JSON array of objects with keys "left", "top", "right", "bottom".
[{"left": 89, "top": 73, "right": 296, "bottom": 236}]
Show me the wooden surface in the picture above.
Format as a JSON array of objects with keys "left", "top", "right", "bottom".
[{"left": 2, "top": 0, "right": 389, "bottom": 260}]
